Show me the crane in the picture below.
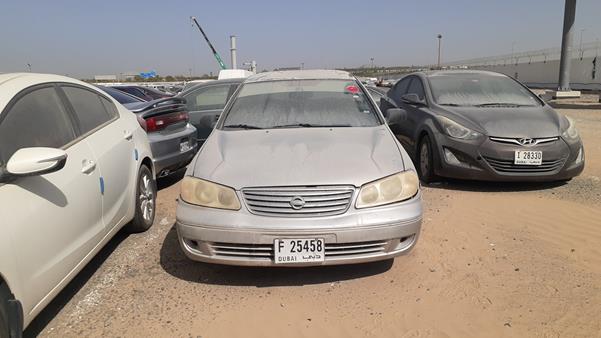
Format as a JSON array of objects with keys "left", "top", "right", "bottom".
[{"left": 190, "top": 16, "right": 227, "bottom": 70}]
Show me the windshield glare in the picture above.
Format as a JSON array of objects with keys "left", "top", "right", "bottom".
[
  {"left": 221, "top": 79, "right": 381, "bottom": 129},
  {"left": 428, "top": 74, "right": 541, "bottom": 107}
]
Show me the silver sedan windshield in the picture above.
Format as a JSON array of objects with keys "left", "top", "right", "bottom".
[{"left": 221, "top": 79, "right": 381, "bottom": 129}]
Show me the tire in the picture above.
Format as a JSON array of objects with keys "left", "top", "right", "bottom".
[
  {"left": 125, "top": 165, "right": 156, "bottom": 233},
  {"left": 417, "top": 135, "right": 437, "bottom": 183}
]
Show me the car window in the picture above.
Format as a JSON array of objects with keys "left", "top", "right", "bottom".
[
  {"left": 0, "top": 86, "right": 76, "bottom": 167},
  {"left": 391, "top": 77, "right": 411, "bottom": 100},
  {"left": 118, "top": 87, "right": 147, "bottom": 99},
  {"left": 368, "top": 88, "right": 384, "bottom": 101},
  {"left": 62, "top": 86, "right": 115, "bottom": 135},
  {"left": 222, "top": 79, "right": 381, "bottom": 129},
  {"left": 99, "top": 96, "right": 119, "bottom": 118},
  {"left": 406, "top": 77, "right": 426, "bottom": 101},
  {"left": 98, "top": 86, "right": 143, "bottom": 104},
  {"left": 184, "top": 84, "right": 230, "bottom": 111}
]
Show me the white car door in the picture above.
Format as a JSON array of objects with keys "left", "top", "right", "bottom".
[
  {"left": 0, "top": 84, "right": 104, "bottom": 316},
  {"left": 60, "top": 85, "right": 135, "bottom": 229}
]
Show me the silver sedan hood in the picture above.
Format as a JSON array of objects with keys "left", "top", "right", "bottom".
[{"left": 191, "top": 126, "right": 405, "bottom": 189}]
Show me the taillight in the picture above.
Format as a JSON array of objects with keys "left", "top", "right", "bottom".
[
  {"left": 137, "top": 115, "right": 148, "bottom": 131},
  {"left": 144, "top": 111, "right": 189, "bottom": 132}
]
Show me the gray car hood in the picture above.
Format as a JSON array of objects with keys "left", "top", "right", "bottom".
[
  {"left": 443, "top": 105, "right": 562, "bottom": 138},
  {"left": 192, "top": 126, "right": 405, "bottom": 189}
]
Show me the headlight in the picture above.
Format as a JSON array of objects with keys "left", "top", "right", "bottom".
[
  {"left": 438, "top": 116, "right": 482, "bottom": 140},
  {"left": 356, "top": 171, "right": 419, "bottom": 209},
  {"left": 180, "top": 176, "right": 241, "bottom": 210},
  {"left": 562, "top": 117, "right": 579, "bottom": 140}
]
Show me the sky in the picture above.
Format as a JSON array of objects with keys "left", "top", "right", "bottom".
[{"left": 1, "top": 0, "right": 601, "bottom": 78}]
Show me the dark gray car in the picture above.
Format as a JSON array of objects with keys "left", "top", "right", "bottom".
[
  {"left": 178, "top": 78, "right": 242, "bottom": 145},
  {"left": 98, "top": 86, "right": 198, "bottom": 178},
  {"left": 380, "top": 70, "right": 585, "bottom": 182}
]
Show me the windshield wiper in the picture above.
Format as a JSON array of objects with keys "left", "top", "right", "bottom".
[
  {"left": 223, "top": 124, "right": 263, "bottom": 130},
  {"left": 474, "top": 103, "right": 528, "bottom": 107},
  {"left": 438, "top": 103, "right": 462, "bottom": 107},
  {"left": 271, "top": 123, "right": 352, "bottom": 128}
]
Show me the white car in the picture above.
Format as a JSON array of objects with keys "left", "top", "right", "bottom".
[{"left": 0, "top": 73, "right": 156, "bottom": 336}]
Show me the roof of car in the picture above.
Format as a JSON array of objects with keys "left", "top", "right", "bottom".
[
  {"left": 245, "top": 69, "right": 354, "bottom": 83},
  {"left": 421, "top": 69, "right": 507, "bottom": 77},
  {"left": 0, "top": 73, "right": 97, "bottom": 111},
  {"left": 179, "top": 78, "right": 244, "bottom": 96}
]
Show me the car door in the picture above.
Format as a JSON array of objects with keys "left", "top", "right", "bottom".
[
  {"left": 0, "top": 84, "right": 104, "bottom": 315},
  {"left": 182, "top": 83, "right": 237, "bottom": 143},
  {"left": 60, "top": 85, "right": 135, "bottom": 230},
  {"left": 385, "top": 77, "right": 412, "bottom": 145},
  {"left": 398, "top": 76, "right": 428, "bottom": 151}
]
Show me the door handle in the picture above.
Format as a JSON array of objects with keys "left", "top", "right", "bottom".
[
  {"left": 124, "top": 130, "right": 133, "bottom": 140},
  {"left": 82, "top": 160, "right": 96, "bottom": 174}
]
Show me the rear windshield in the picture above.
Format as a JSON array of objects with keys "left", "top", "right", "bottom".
[
  {"left": 428, "top": 73, "right": 541, "bottom": 107},
  {"left": 221, "top": 79, "right": 381, "bottom": 129},
  {"left": 99, "top": 86, "right": 143, "bottom": 104}
]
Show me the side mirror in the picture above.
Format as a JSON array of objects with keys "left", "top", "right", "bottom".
[
  {"left": 211, "top": 114, "right": 220, "bottom": 128},
  {"left": 401, "top": 93, "right": 426, "bottom": 106},
  {"left": 385, "top": 108, "right": 407, "bottom": 125},
  {"left": 538, "top": 93, "right": 549, "bottom": 102},
  {"left": 6, "top": 147, "right": 67, "bottom": 177}
]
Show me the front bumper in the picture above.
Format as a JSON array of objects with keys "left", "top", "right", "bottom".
[
  {"left": 176, "top": 193, "right": 422, "bottom": 267},
  {"left": 432, "top": 131, "right": 585, "bottom": 182}
]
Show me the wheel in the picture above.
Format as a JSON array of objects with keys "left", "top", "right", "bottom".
[
  {"left": 417, "top": 135, "right": 437, "bottom": 183},
  {"left": 125, "top": 165, "right": 156, "bottom": 233}
]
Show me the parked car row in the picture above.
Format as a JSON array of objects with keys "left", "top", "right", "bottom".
[{"left": 0, "top": 69, "right": 585, "bottom": 337}]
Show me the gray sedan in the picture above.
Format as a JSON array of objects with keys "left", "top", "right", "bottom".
[
  {"left": 380, "top": 70, "right": 585, "bottom": 182},
  {"left": 176, "top": 70, "right": 422, "bottom": 266},
  {"left": 178, "top": 78, "right": 242, "bottom": 146},
  {"left": 98, "top": 86, "right": 198, "bottom": 178}
]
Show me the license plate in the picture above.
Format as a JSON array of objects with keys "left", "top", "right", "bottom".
[
  {"left": 180, "top": 140, "right": 191, "bottom": 153},
  {"left": 514, "top": 150, "right": 542, "bottom": 165},
  {"left": 274, "top": 238, "right": 325, "bottom": 264}
]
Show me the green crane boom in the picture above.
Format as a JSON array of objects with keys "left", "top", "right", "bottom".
[{"left": 190, "top": 16, "right": 228, "bottom": 70}]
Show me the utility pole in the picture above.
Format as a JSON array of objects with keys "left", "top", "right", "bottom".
[
  {"left": 556, "top": 0, "right": 580, "bottom": 98},
  {"left": 437, "top": 34, "right": 442, "bottom": 69},
  {"left": 370, "top": 57, "right": 374, "bottom": 68},
  {"left": 230, "top": 35, "right": 237, "bottom": 69},
  {"left": 579, "top": 29, "right": 585, "bottom": 59},
  {"left": 511, "top": 41, "right": 516, "bottom": 65}
]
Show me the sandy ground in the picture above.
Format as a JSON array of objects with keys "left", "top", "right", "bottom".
[{"left": 25, "top": 104, "right": 601, "bottom": 338}]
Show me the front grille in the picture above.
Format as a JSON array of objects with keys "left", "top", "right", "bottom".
[
  {"left": 242, "top": 186, "right": 355, "bottom": 217},
  {"left": 489, "top": 137, "right": 559, "bottom": 146},
  {"left": 209, "top": 240, "right": 389, "bottom": 260},
  {"left": 483, "top": 156, "right": 566, "bottom": 173}
]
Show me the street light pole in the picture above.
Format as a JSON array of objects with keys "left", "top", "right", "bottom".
[
  {"left": 511, "top": 41, "right": 516, "bottom": 64},
  {"left": 370, "top": 57, "right": 374, "bottom": 68},
  {"left": 579, "top": 29, "right": 585, "bottom": 59},
  {"left": 437, "top": 34, "right": 442, "bottom": 69}
]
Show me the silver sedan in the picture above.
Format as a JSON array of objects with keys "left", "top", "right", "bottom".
[{"left": 176, "top": 70, "right": 422, "bottom": 266}]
